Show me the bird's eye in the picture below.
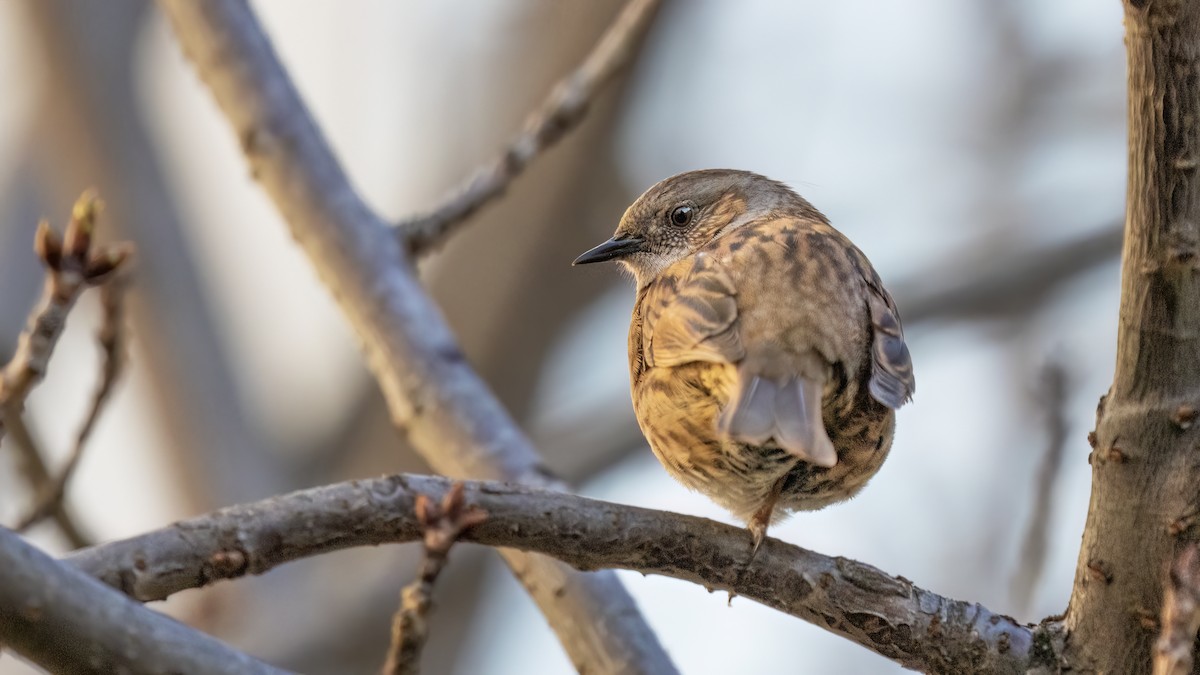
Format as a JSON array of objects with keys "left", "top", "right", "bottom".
[{"left": 669, "top": 204, "right": 694, "bottom": 227}]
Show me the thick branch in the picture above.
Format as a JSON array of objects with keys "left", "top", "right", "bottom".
[
  {"left": 0, "top": 526, "right": 290, "bottom": 674},
  {"left": 398, "top": 0, "right": 661, "bottom": 256},
  {"left": 153, "top": 1, "right": 674, "bottom": 673},
  {"left": 1066, "top": 2, "right": 1200, "bottom": 672},
  {"left": 69, "top": 473, "right": 1037, "bottom": 675}
]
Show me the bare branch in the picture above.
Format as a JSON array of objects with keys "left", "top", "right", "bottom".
[
  {"left": 399, "top": 0, "right": 662, "bottom": 256},
  {"left": 153, "top": 1, "right": 675, "bottom": 672},
  {"left": 0, "top": 191, "right": 133, "bottom": 444},
  {"left": 69, "top": 473, "right": 1038, "bottom": 675},
  {"left": 381, "top": 483, "right": 487, "bottom": 675},
  {"left": 895, "top": 224, "right": 1121, "bottom": 324},
  {"left": 1010, "top": 361, "right": 1070, "bottom": 613},
  {"left": 3, "top": 414, "right": 90, "bottom": 547},
  {"left": 1154, "top": 544, "right": 1200, "bottom": 675},
  {"left": 0, "top": 526, "right": 291, "bottom": 674},
  {"left": 15, "top": 276, "right": 129, "bottom": 533}
]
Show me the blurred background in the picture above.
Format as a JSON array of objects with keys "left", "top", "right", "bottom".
[{"left": 0, "top": 1, "right": 1125, "bottom": 673}]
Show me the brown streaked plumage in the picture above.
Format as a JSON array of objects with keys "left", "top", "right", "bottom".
[{"left": 574, "top": 169, "right": 914, "bottom": 552}]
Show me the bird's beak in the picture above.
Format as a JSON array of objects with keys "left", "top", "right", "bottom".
[{"left": 572, "top": 237, "right": 646, "bottom": 265}]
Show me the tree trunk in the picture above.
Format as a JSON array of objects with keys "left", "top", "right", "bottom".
[{"left": 1064, "top": 1, "right": 1200, "bottom": 671}]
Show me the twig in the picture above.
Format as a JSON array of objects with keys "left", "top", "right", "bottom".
[
  {"left": 4, "top": 414, "right": 90, "bottom": 548},
  {"left": 14, "top": 276, "right": 129, "bottom": 533},
  {"left": 26, "top": 0, "right": 288, "bottom": 510},
  {"left": 68, "top": 473, "right": 1038, "bottom": 675},
  {"left": 1010, "top": 360, "right": 1070, "bottom": 613},
  {"left": 0, "top": 525, "right": 291, "bottom": 674},
  {"left": 381, "top": 483, "right": 487, "bottom": 675},
  {"left": 0, "top": 192, "right": 133, "bottom": 444},
  {"left": 155, "top": 2, "right": 676, "bottom": 673},
  {"left": 1154, "top": 544, "right": 1200, "bottom": 675},
  {"left": 399, "top": 0, "right": 662, "bottom": 256}
]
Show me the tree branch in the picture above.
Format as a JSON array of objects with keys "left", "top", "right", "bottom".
[
  {"left": 15, "top": 275, "right": 128, "bottom": 533},
  {"left": 1011, "top": 361, "right": 1071, "bottom": 613},
  {"left": 0, "top": 526, "right": 291, "bottom": 674},
  {"left": 398, "top": 0, "right": 661, "bottom": 256},
  {"left": 4, "top": 413, "right": 91, "bottom": 548},
  {"left": 153, "top": 1, "right": 675, "bottom": 672},
  {"left": 0, "top": 192, "right": 132, "bottom": 444},
  {"left": 69, "top": 473, "right": 1039, "bottom": 675},
  {"left": 895, "top": 223, "right": 1122, "bottom": 324},
  {"left": 1066, "top": 2, "right": 1200, "bottom": 670},
  {"left": 381, "top": 482, "right": 487, "bottom": 675}
]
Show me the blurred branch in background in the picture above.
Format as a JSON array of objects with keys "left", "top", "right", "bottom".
[
  {"left": 1010, "top": 360, "right": 1071, "bottom": 614},
  {"left": 15, "top": 275, "right": 129, "bottom": 535},
  {"left": 894, "top": 224, "right": 1122, "bottom": 325},
  {"left": 0, "top": 193, "right": 132, "bottom": 444},
  {"left": 3, "top": 416, "right": 90, "bottom": 548},
  {"left": 0, "top": 526, "right": 290, "bottom": 675},
  {"left": 1, "top": 193, "right": 132, "bottom": 553},
  {"left": 153, "top": 1, "right": 677, "bottom": 674},
  {"left": 400, "top": 0, "right": 661, "bottom": 257},
  {"left": 68, "top": 473, "right": 1038, "bottom": 675}
]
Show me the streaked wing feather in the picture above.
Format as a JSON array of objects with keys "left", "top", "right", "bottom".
[
  {"left": 865, "top": 279, "right": 915, "bottom": 409},
  {"left": 645, "top": 259, "right": 744, "bottom": 368}
]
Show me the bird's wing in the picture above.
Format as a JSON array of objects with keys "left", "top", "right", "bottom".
[
  {"left": 643, "top": 254, "right": 744, "bottom": 369},
  {"left": 856, "top": 259, "right": 915, "bottom": 409},
  {"left": 647, "top": 245, "right": 837, "bottom": 467}
]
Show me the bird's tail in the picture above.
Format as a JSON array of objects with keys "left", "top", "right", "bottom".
[{"left": 716, "top": 370, "right": 837, "bottom": 468}]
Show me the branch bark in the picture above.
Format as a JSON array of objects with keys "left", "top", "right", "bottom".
[
  {"left": 0, "top": 526, "right": 290, "bottom": 675},
  {"left": 152, "top": 1, "right": 675, "bottom": 673},
  {"left": 67, "top": 473, "right": 1041, "bottom": 675},
  {"left": 1065, "top": 2, "right": 1200, "bottom": 671}
]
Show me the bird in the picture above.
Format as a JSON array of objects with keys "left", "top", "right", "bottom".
[{"left": 573, "top": 169, "right": 914, "bottom": 554}]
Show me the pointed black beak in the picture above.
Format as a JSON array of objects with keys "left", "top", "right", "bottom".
[{"left": 572, "top": 237, "right": 646, "bottom": 265}]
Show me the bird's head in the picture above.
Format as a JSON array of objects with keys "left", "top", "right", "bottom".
[{"left": 573, "top": 169, "right": 811, "bottom": 284}]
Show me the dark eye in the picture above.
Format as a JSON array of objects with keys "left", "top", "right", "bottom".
[{"left": 669, "top": 204, "right": 694, "bottom": 227}]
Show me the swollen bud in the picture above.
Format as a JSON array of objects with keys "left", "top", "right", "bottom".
[{"left": 34, "top": 219, "right": 63, "bottom": 271}]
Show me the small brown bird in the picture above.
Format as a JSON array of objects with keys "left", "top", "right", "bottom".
[{"left": 574, "top": 169, "right": 914, "bottom": 551}]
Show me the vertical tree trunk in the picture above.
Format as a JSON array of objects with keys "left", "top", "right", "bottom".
[{"left": 1064, "top": 1, "right": 1200, "bottom": 671}]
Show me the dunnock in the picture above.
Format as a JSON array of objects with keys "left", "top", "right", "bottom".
[{"left": 574, "top": 169, "right": 914, "bottom": 551}]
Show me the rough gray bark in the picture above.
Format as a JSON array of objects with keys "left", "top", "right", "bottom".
[
  {"left": 67, "top": 473, "right": 1036, "bottom": 675},
  {"left": 1063, "top": 1, "right": 1200, "bottom": 672},
  {"left": 152, "top": 1, "right": 676, "bottom": 673}
]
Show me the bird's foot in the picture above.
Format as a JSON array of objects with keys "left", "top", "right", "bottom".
[{"left": 748, "top": 518, "right": 768, "bottom": 562}]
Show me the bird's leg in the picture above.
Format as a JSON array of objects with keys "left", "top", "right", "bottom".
[
  {"left": 748, "top": 499, "right": 775, "bottom": 558},
  {"left": 746, "top": 477, "right": 786, "bottom": 564},
  {"left": 747, "top": 482, "right": 782, "bottom": 561},
  {"left": 728, "top": 479, "right": 785, "bottom": 606}
]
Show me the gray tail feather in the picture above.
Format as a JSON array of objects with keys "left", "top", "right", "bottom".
[{"left": 717, "top": 374, "right": 837, "bottom": 468}]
